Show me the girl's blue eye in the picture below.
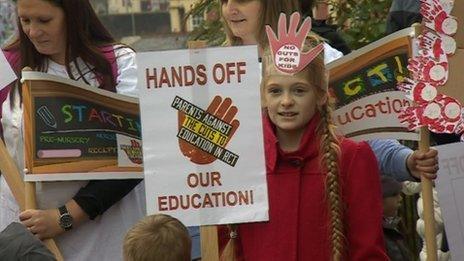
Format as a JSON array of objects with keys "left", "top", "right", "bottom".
[
  {"left": 267, "top": 87, "right": 281, "bottom": 95},
  {"left": 292, "top": 83, "right": 311, "bottom": 95}
]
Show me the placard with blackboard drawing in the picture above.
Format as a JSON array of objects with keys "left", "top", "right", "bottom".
[
  {"left": 21, "top": 71, "right": 143, "bottom": 181},
  {"left": 137, "top": 46, "right": 268, "bottom": 226},
  {"left": 327, "top": 27, "right": 419, "bottom": 141},
  {"left": 0, "top": 50, "right": 16, "bottom": 90}
]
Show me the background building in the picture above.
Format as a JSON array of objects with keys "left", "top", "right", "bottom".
[
  {"left": 103, "top": 0, "right": 169, "bottom": 14},
  {"left": 107, "top": 0, "right": 141, "bottom": 14},
  {"left": 169, "top": 0, "right": 205, "bottom": 33},
  {"left": 0, "top": 0, "right": 16, "bottom": 46}
]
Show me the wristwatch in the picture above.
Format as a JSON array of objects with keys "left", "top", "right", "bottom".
[{"left": 58, "top": 205, "right": 73, "bottom": 231}]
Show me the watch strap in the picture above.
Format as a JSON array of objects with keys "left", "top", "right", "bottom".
[
  {"left": 58, "top": 205, "right": 73, "bottom": 231},
  {"left": 58, "top": 205, "right": 67, "bottom": 215}
]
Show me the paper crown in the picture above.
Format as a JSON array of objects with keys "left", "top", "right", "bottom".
[{"left": 265, "top": 12, "right": 324, "bottom": 75}]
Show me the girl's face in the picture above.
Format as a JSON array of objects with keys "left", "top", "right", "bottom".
[
  {"left": 221, "top": 0, "right": 262, "bottom": 45},
  {"left": 17, "top": 0, "right": 67, "bottom": 64},
  {"left": 264, "top": 73, "right": 320, "bottom": 137}
]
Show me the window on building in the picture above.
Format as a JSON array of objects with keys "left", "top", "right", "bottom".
[{"left": 192, "top": 14, "right": 204, "bottom": 29}]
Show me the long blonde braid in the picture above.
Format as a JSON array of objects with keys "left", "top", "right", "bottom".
[{"left": 318, "top": 101, "right": 346, "bottom": 260}]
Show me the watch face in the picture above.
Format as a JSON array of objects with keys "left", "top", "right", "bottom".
[{"left": 60, "top": 214, "right": 73, "bottom": 229}]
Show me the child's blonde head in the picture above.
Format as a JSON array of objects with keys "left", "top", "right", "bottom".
[{"left": 123, "top": 214, "right": 191, "bottom": 261}]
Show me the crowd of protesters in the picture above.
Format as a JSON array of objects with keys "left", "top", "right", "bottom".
[{"left": 0, "top": 0, "right": 454, "bottom": 260}]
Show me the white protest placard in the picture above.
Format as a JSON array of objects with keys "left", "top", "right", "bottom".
[
  {"left": 0, "top": 50, "right": 16, "bottom": 90},
  {"left": 435, "top": 142, "right": 464, "bottom": 261},
  {"left": 137, "top": 46, "right": 268, "bottom": 226},
  {"left": 332, "top": 91, "right": 417, "bottom": 141}
]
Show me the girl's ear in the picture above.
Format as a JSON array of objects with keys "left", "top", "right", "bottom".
[{"left": 317, "top": 93, "right": 328, "bottom": 108}]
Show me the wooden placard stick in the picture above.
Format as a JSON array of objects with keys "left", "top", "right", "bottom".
[
  {"left": 0, "top": 139, "right": 63, "bottom": 260},
  {"left": 411, "top": 23, "right": 438, "bottom": 261},
  {"left": 0, "top": 139, "right": 25, "bottom": 210},
  {"left": 187, "top": 39, "right": 220, "bottom": 261},
  {"left": 419, "top": 128, "right": 438, "bottom": 261},
  {"left": 200, "top": 225, "right": 220, "bottom": 261},
  {"left": 0, "top": 66, "right": 64, "bottom": 260},
  {"left": 25, "top": 182, "right": 64, "bottom": 261}
]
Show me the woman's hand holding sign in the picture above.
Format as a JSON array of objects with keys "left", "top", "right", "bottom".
[
  {"left": 20, "top": 209, "right": 62, "bottom": 240},
  {"left": 19, "top": 200, "right": 88, "bottom": 240}
]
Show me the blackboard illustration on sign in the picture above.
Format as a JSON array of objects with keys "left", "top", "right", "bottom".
[
  {"left": 34, "top": 96, "right": 140, "bottom": 159},
  {"left": 21, "top": 71, "right": 143, "bottom": 181}
]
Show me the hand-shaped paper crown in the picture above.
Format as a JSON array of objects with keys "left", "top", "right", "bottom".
[{"left": 264, "top": 12, "right": 324, "bottom": 75}]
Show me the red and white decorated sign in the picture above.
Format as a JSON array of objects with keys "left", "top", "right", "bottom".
[
  {"left": 421, "top": 0, "right": 457, "bottom": 36},
  {"left": 398, "top": 0, "right": 463, "bottom": 139},
  {"left": 265, "top": 12, "right": 323, "bottom": 75}
]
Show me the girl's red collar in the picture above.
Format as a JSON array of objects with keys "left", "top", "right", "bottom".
[{"left": 263, "top": 111, "right": 321, "bottom": 172}]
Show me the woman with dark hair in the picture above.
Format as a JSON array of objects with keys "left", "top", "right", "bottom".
[{"left": 0, "top": 0, "right": 144, "bottom": 260}]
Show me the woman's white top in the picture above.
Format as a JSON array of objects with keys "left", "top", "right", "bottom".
[
  {"left": 0, "top": 46, "right": 145, "bottom": 261},
  {"left": 323, "top": 42, "right": 344, "bottom": 64}
]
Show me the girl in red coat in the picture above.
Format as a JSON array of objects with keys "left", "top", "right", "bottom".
[{"left": 219, "top": 13, "right": 389, "bottom": 261}]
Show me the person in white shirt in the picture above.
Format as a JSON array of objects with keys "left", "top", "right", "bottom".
[{"left": 0, "top": 1, "right": 144, "bottom": 260}]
